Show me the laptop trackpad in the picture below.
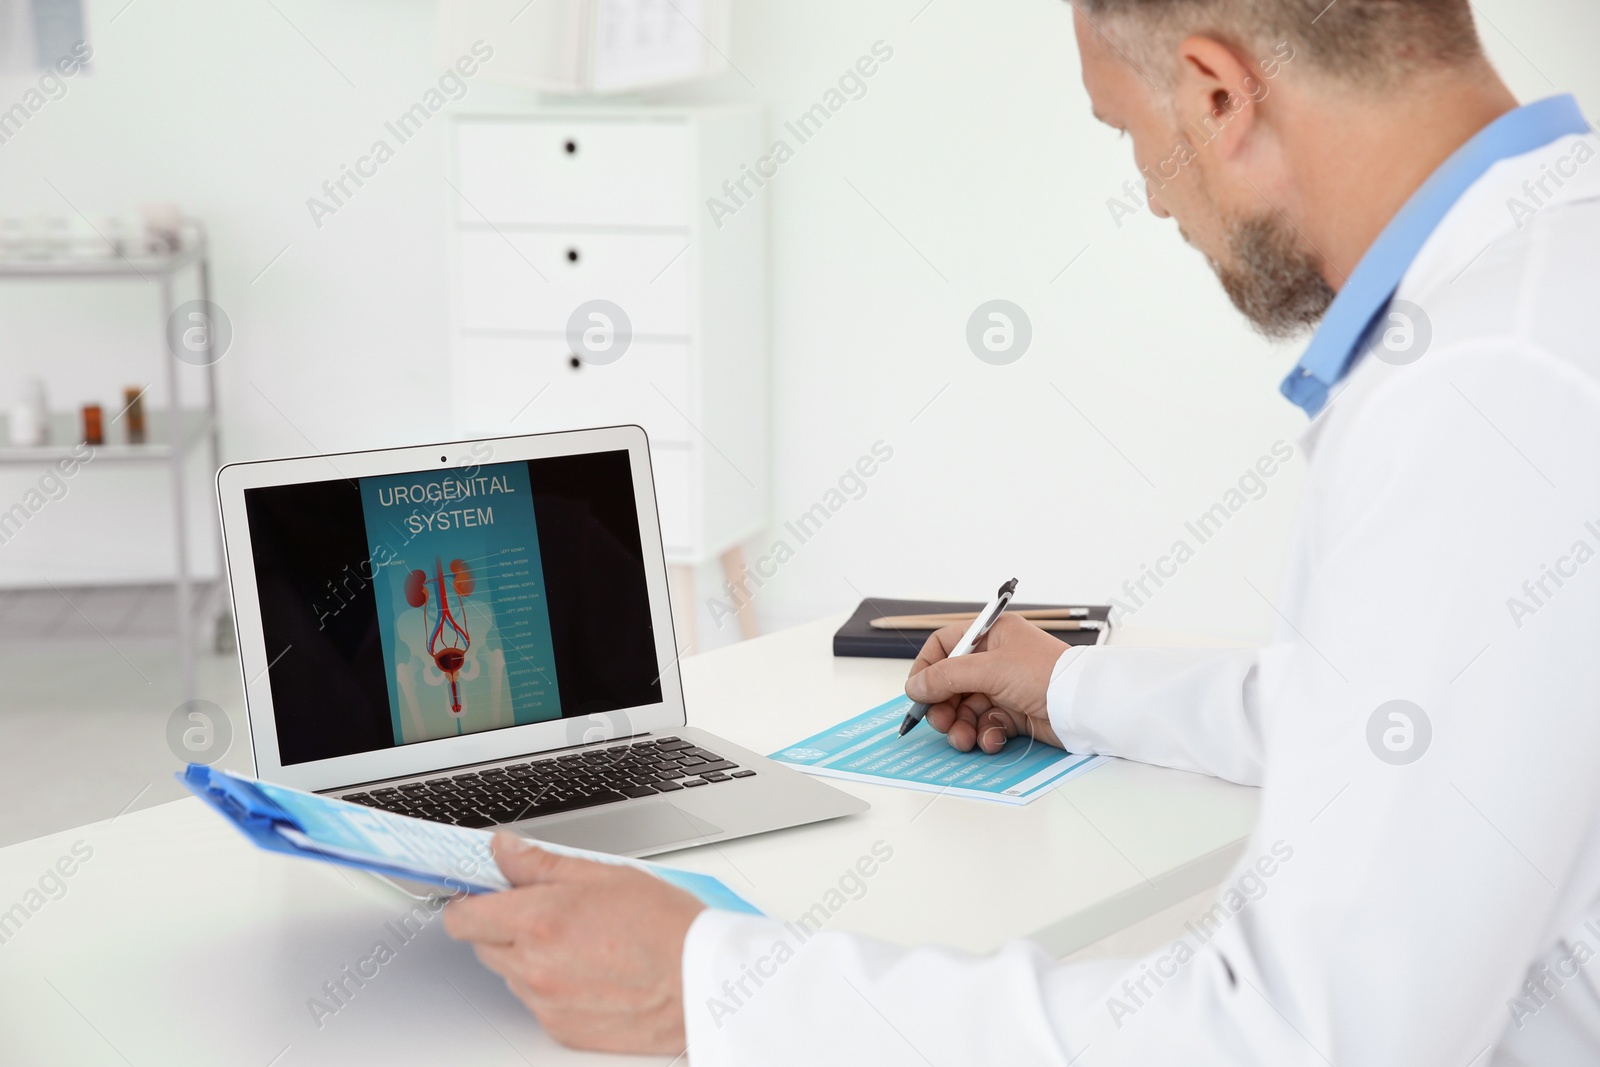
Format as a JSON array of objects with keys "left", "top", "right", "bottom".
[{"left": 518, "top": 801, "right": 723, "bottom": 856}]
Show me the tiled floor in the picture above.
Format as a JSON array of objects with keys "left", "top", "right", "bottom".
[{"left": 0, "top": 584, "right": 251, "bottom": 848}]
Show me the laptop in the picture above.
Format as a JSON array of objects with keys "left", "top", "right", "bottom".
[{"left": 216, "top": 424, "right": 867, "bottom": 858}]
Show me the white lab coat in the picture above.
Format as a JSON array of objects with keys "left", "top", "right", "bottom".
[{"left": 680, "top": 129, "right": 1600, "bottom": 1066}]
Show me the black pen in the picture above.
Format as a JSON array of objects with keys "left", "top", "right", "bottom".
[{"left": 898, "top": 579, "right": 1018, "bottom": 737}]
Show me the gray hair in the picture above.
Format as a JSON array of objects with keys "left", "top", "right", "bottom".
[{"left": 1072, "top": 0, "right": 1484, "bottom": 85}]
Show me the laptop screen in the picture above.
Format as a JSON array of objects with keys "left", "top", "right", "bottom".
[{"left": 241, "top": 448, "right": 664, "bottom": 767}]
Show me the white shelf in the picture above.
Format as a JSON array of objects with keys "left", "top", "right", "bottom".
[
  {"left": 0, "top": 409, "right": 213, "bottom": 466},
  {"left": 0, "top": 219, "right": 221, "bottom": 700},
  {"left": 0, "top": 236, "right": 205, "bottom": 279}
]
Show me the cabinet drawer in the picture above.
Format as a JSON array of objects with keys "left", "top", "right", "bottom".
[
  {"left": 456, "top": 230, "right": 691, "bottom": 336},
  {"left": 454, "top": 118, "right": 691, "bottom": 228},
  {"left": 452, "top": 336, "right": 694, "bottom": 445}
]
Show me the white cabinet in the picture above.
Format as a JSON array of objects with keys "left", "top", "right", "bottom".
[
  {"left": 455, "top": 230, "right": 692, "bottom": 335},
  {"left": 449, "top": 109, "right": 767, "bottom": 641},
  {"left": 454, "top": 118, "right": 692, "bottom": 225}
]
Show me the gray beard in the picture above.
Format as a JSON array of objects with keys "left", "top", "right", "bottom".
[{"left": 1211, "top": 214, "right": 1337, "bottom": 341}]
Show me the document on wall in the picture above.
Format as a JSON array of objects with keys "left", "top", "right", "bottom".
[
  {"left": 770, "top": 696, "right": 1106, "bottom": 805},
  {"left": 180, "top": 765, "right": 761, "bottom": 914},
  {"left": 591, "top": 0, "right": 708, "bottom": 92}
]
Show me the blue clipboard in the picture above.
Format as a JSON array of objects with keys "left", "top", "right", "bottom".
[
  {"left": 180, "top": 764, "right": 504, "bottom": 895},
  {"left": 180, "top": 765, "right": 764, "bottom": 914}
]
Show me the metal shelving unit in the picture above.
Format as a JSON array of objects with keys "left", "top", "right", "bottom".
[{"left": 0, "top": 222, "right": 224, "bottom": 701}]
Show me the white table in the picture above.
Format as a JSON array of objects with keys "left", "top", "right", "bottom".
[{"left": 0, "top": 616, "right": 1258, "bottom": 1066}]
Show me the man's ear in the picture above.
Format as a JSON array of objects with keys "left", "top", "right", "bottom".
[{"left": 1173, "top": 35, "right": 1265, "bottom": 159}]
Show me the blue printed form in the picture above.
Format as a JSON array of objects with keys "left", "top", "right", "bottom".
[
  {"left": 359, "top": 461, "right": 562, "bottom": 746},
  {"left": 771, "top": 696, "right": 1105, "bottom": 805}
]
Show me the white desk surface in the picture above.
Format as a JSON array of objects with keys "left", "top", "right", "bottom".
[{"left": 0, "top": 615, "right": 1258, "bottom": 1066}]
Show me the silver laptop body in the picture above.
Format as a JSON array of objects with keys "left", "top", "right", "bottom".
[{"left": 217, "top": 424, "right": 866, "bottom": 858}]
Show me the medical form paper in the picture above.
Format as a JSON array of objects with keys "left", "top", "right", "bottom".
[
  {"left": 769, "top": 696, "right": 1106, "bottom": 805},
  {"left": 181, "top": 765, "right": 761, "bottom": 914}
]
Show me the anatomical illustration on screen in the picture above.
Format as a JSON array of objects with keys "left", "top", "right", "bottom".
[
  {"left": 404, "top": 557, "right": 480, "bottom": 724},
  {"left": 359, "top": 461, "right": 563, "bottom": 746}
]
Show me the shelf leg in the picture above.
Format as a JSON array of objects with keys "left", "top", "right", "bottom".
[
  {"left": 198, "top": 251, "right": 225, "bottom": 640},
  {"left": 163, "top": 273, "right": 195, "bottom": 702}
]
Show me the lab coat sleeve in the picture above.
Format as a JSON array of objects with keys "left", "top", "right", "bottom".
[
  {"left": 1046, "top": 644, "right": 1267, "bottom": 785},
  {"left": 681, "top": 907, "right": 1129, "bottom": 1066},
  {"left": 680, "top": 343, "right": 1600, "bottom": 1067}
]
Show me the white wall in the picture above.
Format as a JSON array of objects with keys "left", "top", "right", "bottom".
[
  {"left": 0, "top": 0, "right": 470, "bottom": 585},
  {"left": 668, "top": 0, "right": 1600, "bottom": 644},
  {"left": 0, "top": 0, "right": 1594, "bottom": 647}
]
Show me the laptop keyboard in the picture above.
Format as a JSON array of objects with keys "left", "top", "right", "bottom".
[{"left": 339, "top": 737, "right": 755, "bottom": 829}]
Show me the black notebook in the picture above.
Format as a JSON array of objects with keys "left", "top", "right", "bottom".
[{"left": 833, "top": 598, "right": 1113, "bottom": 660}]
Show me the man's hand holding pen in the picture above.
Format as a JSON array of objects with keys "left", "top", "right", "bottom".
[{"left": 904, "top": 613, "right": 1069, "bottom": 755}]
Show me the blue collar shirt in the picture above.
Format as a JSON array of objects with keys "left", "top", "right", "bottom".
[{"left": 1281, "top": 94, "right": 1592, "bottom": 418}]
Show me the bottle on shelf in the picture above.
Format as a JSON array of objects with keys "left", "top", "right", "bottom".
[
  {"left": 82, "top": 403, "right": 103, "bottom": 446},
  {"left": 8, "top": 378, "right": 49, "bottom": 447},
  {"left": 123, "top": 387, "right": 147, "bottom": 445}
]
